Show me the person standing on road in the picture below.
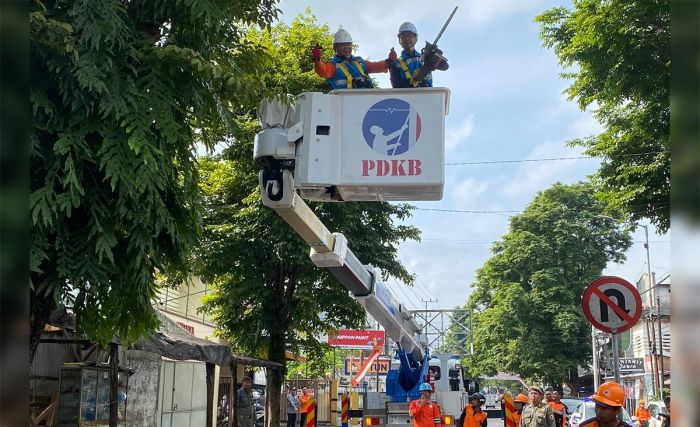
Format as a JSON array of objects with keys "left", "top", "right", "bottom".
[
  {"left": 458, "top": 393, "right": 487, "bottom": 427},
  {"left": 520, "top": 387, "right": 555, "bottom": 427},
  {"left": 544, "top": 387, "right": 554, "bottom": 404},
  {"left": 634, "top": 400, "right": 651, "bottom": 427},
  {"left": 513, "top": 393, "right": 529, "bottom": 427},
  {"left": 580, "top": 382, "right": 633, "bottom": 427},
  {"left": 299, "top": 386, "right": 312, "bottom": 427},
  {"left": 410, "top": 383, "right": 442, "bottom": 427},
  {"left": 237, "top": 377, "right": 256, "bottom": 427},
  {"left": 548, "top": 389, "right": 568, "bottom": 427},
  {"left": 287, "top": 386, "right": 299, "bottom": 427}
]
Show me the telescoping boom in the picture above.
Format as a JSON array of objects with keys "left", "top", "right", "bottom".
[{"left": 254, "top": 88, "right": 451, "bottom": 398}]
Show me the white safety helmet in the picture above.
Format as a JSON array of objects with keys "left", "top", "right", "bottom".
[
  {"left": 397, "top": 22, "right": 418, "bottom": 36},
  {"left": 333, "top": 29, "right": 353, "bottom": 44}
]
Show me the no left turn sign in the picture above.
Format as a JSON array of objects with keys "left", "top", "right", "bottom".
[{"left": 582, "top": 276, "right": 642, "bottom": 334}]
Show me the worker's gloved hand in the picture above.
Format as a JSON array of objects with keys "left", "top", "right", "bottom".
[
  {"left": 388, "top": 47, "right": 398, "bottom": 62},
  {"left": 311, "top": 45, "right": 322, "bottom": 61}
]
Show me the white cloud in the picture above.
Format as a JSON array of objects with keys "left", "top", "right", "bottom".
[
  {"left": 451, "top": 176, "right": 488, "bottom": 210},
  {"left": 445, "top": 114, "right": 475, "bottom": 151},
  {"left": 500, "top": 141, "right": 599, "bottom": 200},
  {"left": 461, "top": 0, "right": 547, "bottom": 27}
]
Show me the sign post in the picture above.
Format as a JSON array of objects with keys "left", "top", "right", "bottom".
[{"left": 582, "top": 276, "right": 642, "bottom": 383}]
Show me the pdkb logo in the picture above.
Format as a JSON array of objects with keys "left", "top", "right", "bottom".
[{"left": 362, "top": 99, "right": 421, "bottom": 156}]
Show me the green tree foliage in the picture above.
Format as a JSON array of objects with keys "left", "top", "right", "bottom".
[
  {"left": 465, "top": 182, "right": 632, "bottom": 388},
  {"left": 193, "top": 13, "right": 419, "bottom": 426},
  {"left": 29, "top": 0, "right": 280, "bottom": 358},
  {"left": 286, "top": 346, "right": 354, "bottom": 380},
  {"left": 536, "top": 0, "right": 670, "bottom": 232}
]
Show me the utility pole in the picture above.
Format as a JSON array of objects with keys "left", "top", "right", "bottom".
[
  {"left": 592, "top": 326, "right": 600, "bottom": 389},
  {"left": 644, "top": 313, "right": 657, "bottom": 396},
  {"left": 656, "top": 296, "right": 665, "bottom": 399},
  {"left": 421, "top": 298, "right": 438, "bottom": 313},
  {"left": 643, "top": 224, "right": 655, "bottom": 305}
]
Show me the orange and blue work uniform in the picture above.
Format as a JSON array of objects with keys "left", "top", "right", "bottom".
[
  {"left": 388, "top": 49, "right": 449, "bottom": 88},
  {"left": 463, "top": 405, "right": 487, "bottom": 427},
  {"left": 314, "top": 55, "right": 388, "bottom": 89},
  {"left": 410, "top": 399, "right": 442, "bottom": 427}
]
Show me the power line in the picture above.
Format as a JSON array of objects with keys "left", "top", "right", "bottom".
[
  {"left": 415, "top": 208, "right": 520, "bottom": 214},
  {"left": 445, "top": 151, "right": 668, "bottom": 166},
  {"left": 397, "top": 246, "right": 436, "bottom": 301}
]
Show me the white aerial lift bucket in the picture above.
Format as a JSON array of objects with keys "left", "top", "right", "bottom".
[{"left": 254, "top": 88, "right": 450, "bottom": 202}]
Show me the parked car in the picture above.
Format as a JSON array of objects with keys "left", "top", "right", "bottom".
[
  {"left": 569, "top": 400, "right": 633, "bottom": 427},
  {"left": 560, "top": 397, "right": 583, "bottom": 417}
]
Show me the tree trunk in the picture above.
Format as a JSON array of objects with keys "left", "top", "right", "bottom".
[
  {"left": 266, "top": 366, "right": 283, "bottom": 427},
  {"left": 109, "top": 343, "right": 118, "bottom": 427},
  {"left": 30, "top": 291, "right": 55, "bottom": 363},
  {"left": 566, "top": 368, "right": 580, "bottom": 397},
  {"left": 206, "top": 363, "right": 215, "bottom": 427}
]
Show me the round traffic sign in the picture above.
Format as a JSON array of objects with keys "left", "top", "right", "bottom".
[{"left": 582, "top": 276, "right": 642, "bottom": 334}]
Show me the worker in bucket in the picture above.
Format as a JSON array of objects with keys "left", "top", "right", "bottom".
[
  {"left": 388, "top": 22, "right": 449, "bottom": 88},
  {"left": 410, "top": 383, "right": 442, "bottom": 427},
  {"left": 312, "top": 29, "right": 393, "bottom": 90}
]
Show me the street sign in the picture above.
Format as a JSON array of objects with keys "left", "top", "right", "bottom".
[
  {"left": 344, "top": 356, "right": 391, "bottom": 375},
  {"left": 619, "top": 358, "right": 645, "bottom": 374},
  {"left": 582, "top": 276, "right": 642, "bottom": 334}
]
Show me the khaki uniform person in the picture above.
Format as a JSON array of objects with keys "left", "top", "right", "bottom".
[
  {"left": 520, "top": 387, "right": 555, "bottom": 427},
  {"left": 237, "top": 377, "right": 256, "bottom": 427}
]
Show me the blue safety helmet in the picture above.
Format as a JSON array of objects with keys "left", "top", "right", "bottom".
[{"left": 419, "top": 383, "right": 433, "bottom": 392}]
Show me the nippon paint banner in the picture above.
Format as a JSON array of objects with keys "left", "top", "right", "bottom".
[{"left": 328, "top": 329, "right": 385, "bottom": 349}]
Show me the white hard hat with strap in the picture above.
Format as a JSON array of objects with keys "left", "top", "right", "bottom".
[
  {"left": 397, "top": 22, "right": 417, "bottom": 36},
  {"left": 333, "top": 29, "right": 353, "bottom": 44}
]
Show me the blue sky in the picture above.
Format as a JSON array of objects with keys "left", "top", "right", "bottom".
[{"left": 277, "top": 0, "right": 670, "bottom": 310}]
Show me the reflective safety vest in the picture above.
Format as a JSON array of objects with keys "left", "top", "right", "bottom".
[
  {"left": 410, "top": 399, "right": 442, "bottom": 427},
  {"left": 389, "top": 50, "right": 432, "bottom": 88},
  {"left": 327, "top": 56, "right": 372, "bottom": 89}
]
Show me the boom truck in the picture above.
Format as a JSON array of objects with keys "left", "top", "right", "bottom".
[{"left": 253, "top": 87, "right": 478, "bottom": 427}]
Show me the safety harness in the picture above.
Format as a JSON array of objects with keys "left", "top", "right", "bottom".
[{"left": 335, "top": 59, "right": 371, "bottom": 89}]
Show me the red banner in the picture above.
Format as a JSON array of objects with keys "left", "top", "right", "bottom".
[{"left": 328, "top": 329, "right": 385, "bottom": 349}]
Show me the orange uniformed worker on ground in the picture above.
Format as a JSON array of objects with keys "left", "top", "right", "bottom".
[
  {"left": 548, "top": 389, "right": 568, "bottom": 427},
  {"left": 459, "top": 393, "right": 487, "bottom": 427},
  {"left": 634, "top": 400, "right": 651, "bottom": 427},
  {"left": 580, "top": 382, "right": 633, "bottom": 427},
  {"left": 410, "top": 383, "right": 442, "bottom": 427},
  {"left": 299, "top": 387, "right": 313, "bottom": 427},
  {"left": 513, "top": 393, "right": 529, "bottom": 427}
]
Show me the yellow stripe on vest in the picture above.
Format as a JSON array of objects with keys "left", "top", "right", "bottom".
[{"left": 337, "top": 63, "right": 354, "bottom": 88}]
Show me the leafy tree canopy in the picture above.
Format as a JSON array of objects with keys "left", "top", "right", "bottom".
[
  {"left": 536, "top": 0, "right": 670, "bottom": 232},
  {"left": 30, "top": 0, "right": 280, "bottom": 355},
  {"left": 465, "top": 182, "right": 632, "bottom": 387}
]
